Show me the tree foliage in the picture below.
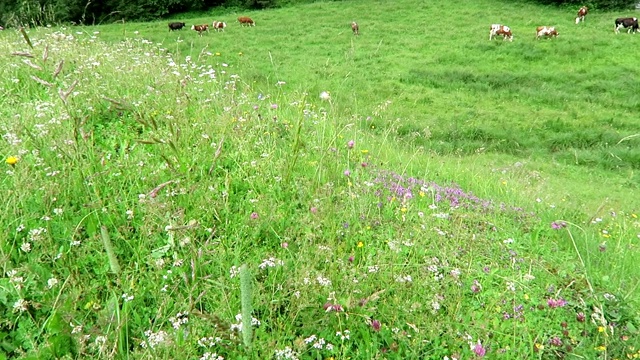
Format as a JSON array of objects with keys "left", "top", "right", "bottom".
[{"left": 0, "top": 0, "right": 318, "bottom": 27}]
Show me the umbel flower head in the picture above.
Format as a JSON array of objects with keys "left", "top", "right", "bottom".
[
  {"left": 6, "top": 156, "right": 19, "bottom": 166},
  {"left": 319, "top": 91, "right": 331, "bottom": 101}
]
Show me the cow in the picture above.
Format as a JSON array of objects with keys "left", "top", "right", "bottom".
[
  {"left": 351, "top": 21, "right": 359, "bottom": 35},
  {"left": 212, "top": 21, "right": 227, "bottom": 31},
  {"left": 615, "top": 17, "right": 639, "bottom": 33},
  {"left": 238, "top": 16, "right": 255, "bottom": 26},
  {"left": 168, "top": 22, "right": 186, "bottom": 31},
  {"left": 576, "top": 6, "right": 588, "bottom": 24},
  {"left": 191, "top": 24, "right": 209, "bottom": 35},
  {"left": 489, "top": 24, "right": 513, "bottom": 41},
  {"left": 536, "top": 26, "right": 559, "bottom": 39}
]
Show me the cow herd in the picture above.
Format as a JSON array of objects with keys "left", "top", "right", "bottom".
[
  {"left": 168, "top": 16, "right": 255, "bottom": 36},
  {"left": 490, "top": 6, "right": 640, "bottom": 42}
]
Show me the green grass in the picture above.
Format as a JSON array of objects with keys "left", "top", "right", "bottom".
[{"left": 1, "top": 0, "right": 640, "bottom": 359}]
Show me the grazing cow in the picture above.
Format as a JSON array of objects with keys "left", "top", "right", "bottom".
[
  {"left": 536, "top": 26, "right": 559, "bottom": 39},
  {"left": 191, "top": 24, "right": 209, "bottom": 35},
  {"left": 615, "top": 17, "right": 639, "bottom": 33},
  {"left": 168, "top": 22, "right": 186, "bottom": 31},
  {"left": 351, "top": 21, "right": 359, "bottom": 35},
  {"left": 489, "top": 24, "right": 513, "bottom": 41},
  {"left": 576, "top": 6, "right": 588, "bottom": 24},
  {"left": 238, "top": 16, "right": 255, "bottom": 26},
  {"left": 212, "top": 21, "right": 227, "bottom": 31}
]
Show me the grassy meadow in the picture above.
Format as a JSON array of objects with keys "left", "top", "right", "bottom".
[{"left": 1, "top": 0, "right": 640, "bottom": 358}]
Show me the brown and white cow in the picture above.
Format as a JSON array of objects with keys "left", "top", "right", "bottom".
[
  {"left": 536, "top": 26, "right": 558, "bottom": 39},
  {"left": 489, "top": 24, "right": 513, "bottom": 41},
  {"left": 212, "top": 21, "right": 227, "bottom": 31},
  {"left": 351, "top": 21, "right": 359, "bottom": 35},
  {"left": 576, "top": 6, "right": 588, "bottom": 24},
  {"left": 191, "top": 24, "right": 209, "bottom": 35},
  {"left": 615, "top": 17, "right": 639, "bottom": 33},
  {"left": 238, "top": 16, "right": 255, "bottom": 26}
]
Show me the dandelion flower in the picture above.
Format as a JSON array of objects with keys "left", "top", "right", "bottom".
[{"left": 6, "top": 156, "right": 18, "bottom": 166}]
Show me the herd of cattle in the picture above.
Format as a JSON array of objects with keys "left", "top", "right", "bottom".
[
  {"left": 168, "top": 16, "right": 256, "bottom": 35},
  {"left": 490, "top": 6, "right": 640, "bottom": 42},
  {"left": 168, "top": 16, "right": 361, "bottom": 37}
]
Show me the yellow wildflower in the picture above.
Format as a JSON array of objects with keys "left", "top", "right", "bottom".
[
  {"left": 6, "top": 156, "right": 18, "bottom": 166},
  {"left": 595, "top": 345, "right": 606, "bottom": 351},
  {"left": 357, "top": 241, "right": 364, "bottom": 248}
]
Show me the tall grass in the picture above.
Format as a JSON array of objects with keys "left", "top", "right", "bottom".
[{"left": 0, "top": 0, "right": 639, "bottom": 358}]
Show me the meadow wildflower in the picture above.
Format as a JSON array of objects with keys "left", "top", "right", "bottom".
[
  {"left": 274, "top": 346, "right": 298, "bottom": 360},
  {"left": 319, "top": 91, "right": 330, "bottom": 100},
  {"left": 471, "top": 280, "right": 482, "bottom": 293},
  {"left": 370, "top": 319, "right": 381, "bottom": 332},
  {"left": 6, "top": 156, "right": 18, "bottom": 166},
  {"left": 547, "top": 298, "right": 567, "bottom": 308},
  {"left": 472, "top": 341, "right": 486, "bottom": 357},
  {"left": 347, "top": 140, "right": 355, "bottom": 149},
  {"left": 13, "top": 299, "right": 29, "bottom": 312},
  {"left": 549, "top": 337, "right": 562, "bottom": 347},
  {"left": 250, "top": 212, "right": 259, "bottom": 219},
  {"left": 271, "top": 104, "right": 278, "bottom": 109},
  {"left": 344, "top": 169, "right": 351, "bottom": 177}
]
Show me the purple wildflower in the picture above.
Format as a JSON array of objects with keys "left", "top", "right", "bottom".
[
  {"left": 344, "top": 169, "right": 351, "bottom": 177},
  {"left": 370, "top": 319, "right": 381, "bottom": 332},
  {"left": 547, "top": 298, "right": 567, "bottom": 308},
  {"left": 551, "top": 221, "right": 567, "bottom": 229},
  {"left": 250, "top": 212, "right": 259, "bottom": 220},
  {"left": 347, "top": 140, "right": 355, "bottom": 149},
  {"left": 472, "top": 341, "right": 486, "bottom": 357},
  {"left": 471, "top": 280, "right": 482, "bottom": 293},
  {"left": 549, "top": 337, "right": 562, "bottom": 347}
]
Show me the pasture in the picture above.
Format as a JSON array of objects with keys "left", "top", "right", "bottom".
[{"left": 1, "top": 0, "right": 640, "bottom": 358}]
